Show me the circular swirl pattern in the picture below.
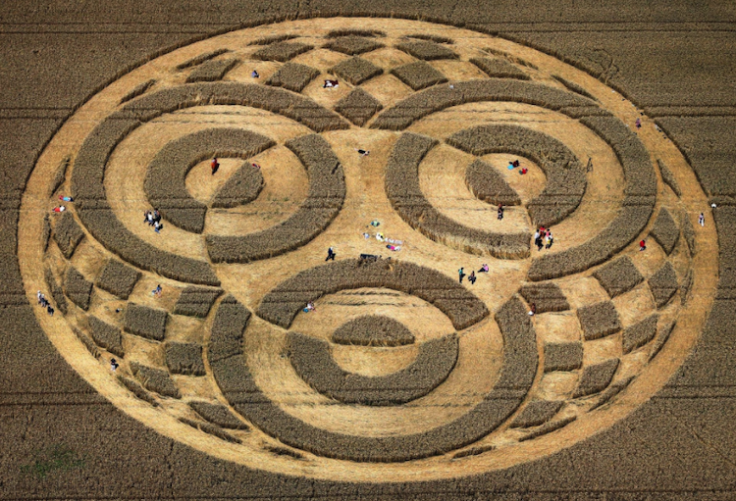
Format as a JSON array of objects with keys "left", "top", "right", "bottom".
[
  {"left": 19, "top": 18, "right": 717, "bottom": 482},
  {"left": 144, "top": 127, "right": 271, "bottom": 233}
]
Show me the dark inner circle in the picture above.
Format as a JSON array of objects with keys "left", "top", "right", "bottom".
[
  {"left": 384, "top": 133, "right": 531, "bottom": 260},
  {"left": 370, "top": 79, "right": 656, "bottom": 281},
  {"left": 70, "top": 82, "right": 349, "bottom": 285},
  {"left": 287, "top": 332, "right": 457, "bottom": 406},
  {"left": 332, "top": 315, "right": 415, "bottom": 346},
  {"left": 452, "top": 124, "right": 586, "bottom": 228},
  {"left": 210, "top": 258, "right": 537, "bottom": 462},
  {"left": 144, "top": 127, "right": 271, "bottom": 234}
]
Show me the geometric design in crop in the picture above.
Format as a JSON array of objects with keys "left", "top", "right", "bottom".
[
  {"left": 330, "top": 56, "right": 383, "bottom": 85},
  {"left": 286, "top": 331, "right": 458, "bottom": 405},
  {"left": 256, "top": 259, "right": 489, "bottom": 330},
  {"left": 211, "top": 292, "right": 535, "bottom": 462},
  {"left": 186, "top": 59, "right": 238, "bottom": 83},
  {"left": 464, "top": 158, "right": 521, "bottom": 206},
  {"left": 395, "top": 40, "right": 458, "bottom": 60},
  {"left": 333, "top": 88, "right": 383, "bottom": 126},
  {"left": 449, "top": 124, "right": 587, "bottom": 228},
  {"left": 265, "top": 62, "right": 320, "bottom": 92},
  {"left": 19, "top": 18, "right": 717, "bottom": 483},
  {"left": 145, "top": 128, "right": 274, "bottom": 233},
  {"left": 471, "top": 57, "right": 529, "bottom": 80},
  {"left": 324, "top": 36, "right": 384, "bottom": 56},
  {"left": 205, "top": 134, "right": 346, "bottom": 263},
  {"left": 385, "top": 132, "right": 531, "bottom": 259},
  {"left": 390, "top": 61, "right": 447, "bottom": 90},
  {"left": 251, "top": 42, "right": 313, "bottom": 62},
  {"left": 332, "top": 315, "right": 414, "bottom": 346}
]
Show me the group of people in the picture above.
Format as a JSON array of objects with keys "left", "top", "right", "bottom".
[
  {"left": 458, "top": 264, "right": 490, "bottom": 285},
  {"left": 534, "top": 227, "right": 554, "bottom": 251},
  {"left": 52, "top": 195, "right": 74, "bottom": 213},
  {"left": 508, "top": 159, "right": 528, "bottom": 175},
  {"left": 36, "top": 290, "right": 55, "bottom": 316},
  {"left": 36, "top": 290, "right": 54, "bottom": 316},
  {"left": 143, "top": 209, "right": 163, "bottom": 233}
]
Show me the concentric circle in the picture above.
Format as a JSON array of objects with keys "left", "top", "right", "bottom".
[{"left": 19, "top": 17, "right": 717, "bottom": 482}]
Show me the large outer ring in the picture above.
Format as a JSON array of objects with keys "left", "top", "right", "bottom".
[{"left": 16, "top": 18, "right": 718, "bottom": 482}]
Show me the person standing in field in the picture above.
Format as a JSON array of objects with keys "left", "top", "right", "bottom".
[
  {"left": 468, "top": 270, "right": 476, "bottom": 285},
  {"left": 497, "top": 205, "right": 504, "bottom": 220},
  {"left": 326, "top": 247, "right": 336, "bottom": 261},
  {"left": 458, "top": 267, "right": 465, "bottom": 284},
  {"left": 639, "top": 239, "right": 647, "bottom": 251},
  {"left": 528, "top": 303, "right": 536, "bottom": 316},
  {"left": 545, "top": 231, "right": 554, "bottom": 249},
  {"left": 211, "top": 157, "right": 220, "bottom": 175},
  {"left": 699, "top": 212, "right": 705, "bottom": 226},
  {"left": 535, "top": 232, "right": 544, "bottom": 251}
]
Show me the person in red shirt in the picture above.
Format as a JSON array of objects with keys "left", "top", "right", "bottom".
[
  {"left": 211, "top": 157, "right": 219, "bottom": 175},
  {"left": 639, "top": 239, "right": 646, "bottom": 251}
]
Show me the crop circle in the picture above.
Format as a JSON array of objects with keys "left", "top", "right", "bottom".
[{"left": 19, "top": 17, "right": 716, "bottom": 481}]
